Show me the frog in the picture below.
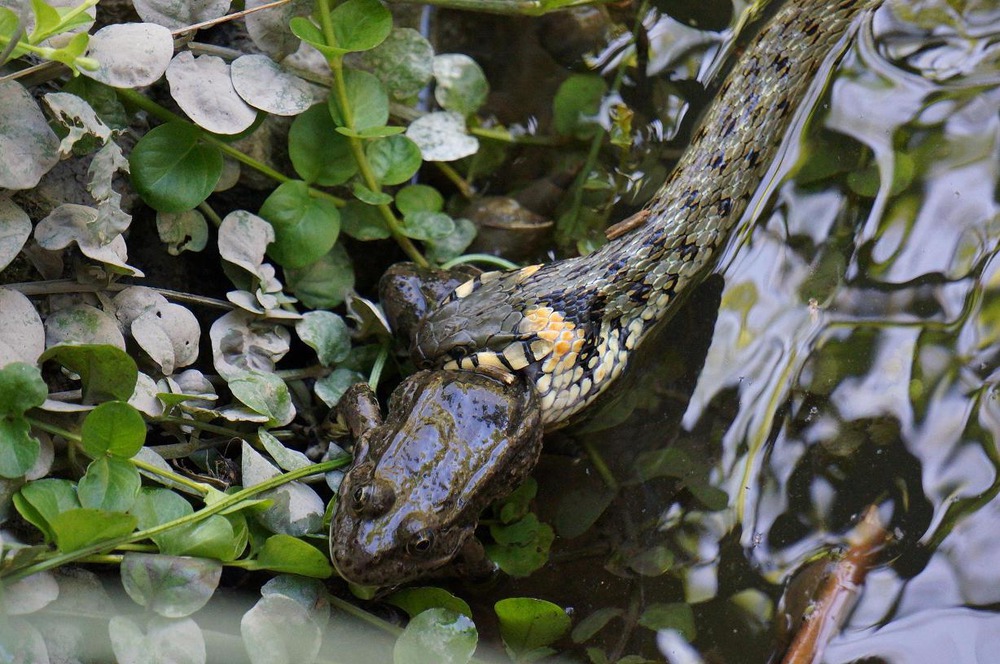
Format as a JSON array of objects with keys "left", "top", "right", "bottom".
[
  {"left": 330, "top": 264, "right": 543, "bottom": 586},
  {"left": 329, "top": 368, "right": 542, "bottom": 585}
]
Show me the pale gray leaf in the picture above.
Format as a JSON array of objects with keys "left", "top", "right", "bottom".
[
  {"left": 259, "top": 428, "right": 311, "bottom": 472},
  {"left": 0, "top": 80, "right": 60, "bottom": 190},
  {"left": 432, "top": 54, "right": 488, "bottom": 116},
  {"left": 244, "top": 0, "right": 312, "bottom": 60},
  {"left": 1, "top": 571, "right": 58, "bottom": 616},
  {"left": 43, "top": 92, "right": 111, "bottom": 156},
  {"left": 209, "top": 309, "right": 290, "bottom": 380},
  {"left": 260, "top": 575, "right": 330, "bottom": 630},
  {"left": 231, "top": 54, "right": 323, "bottom": 116},
  {"left": 406, "top": 112, "right": 479, "bottom": 162},
  {"left": 133, "top": 0, "right": 231, "bottom": 30},
  {"left": 83, "top": 23, "right": 174, "bottom": 88},
  {"left": 218, "top": 210, "right": 274, "bottom": 279},
  {"left": 129, "top": 372, "right": 165, "bottom": 418},
  {"left": 241, "top": 594, "right": 321, "bottom": 664},
  {"left": 0, "top": 198, "right": 31, "bottom": 272},
  {"left": 156, "top": 209, "right": 209, "bottom": 255},
  {"left": 166, "top": 52, "right": 257, "bottom": 135},
  {"left": 295, "top": 310, "right": 351, "bottom": 367},
  {"left": 87, "top": 141, "right": 132, "bottom": 236},
  {"left": 45, "top": 304, "right": 126, "bottom": 349},
  {"left": 35, "top": 204, "right": 142, "bottom": 275},
  {"left": 0, "top": 288, "right": 45, "bottom": 367}
]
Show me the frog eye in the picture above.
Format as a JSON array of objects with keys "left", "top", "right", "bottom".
[
  {"left": 351, "top": 485, "right": 373, "bottom": 511},
  {"left": 406, "top": 529, "right": 435, "bottom": 556}
]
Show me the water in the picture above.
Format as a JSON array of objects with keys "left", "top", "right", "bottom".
[{"left": 547, "top": 1, "right": 1000, "bottom": 661}]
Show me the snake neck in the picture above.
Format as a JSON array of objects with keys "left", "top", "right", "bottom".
[{"left": 416, "top": 0, "right": 882, "bottom": 426}]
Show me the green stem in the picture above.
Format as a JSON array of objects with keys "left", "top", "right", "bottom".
[
  {"left": 440, "top": 253, "right": 519, "bottom": 270},
  {"left": 131, "top": 457, "right": 212, "bottom": 496},
  {"left": 368, "top": 344, "right": 389, "bottom": 392},
  {"left": 470, "top": 126, "right": 566, "bottom": 146},
  {"left": 315, "top": 0, "right": 428, "bottom": 267},
  {"left": 387, "top": 0, "right": 610, "bottom": 15},
  {"left": 2, "top": 457, "right": 350, "bottom": 583},
  {"left": 582, "top": 440, "right": 619, "bottom": 491},
  {"left": 152, "top": 415, "right": 249, "bottom": 438},
  {"left": 115, "top": 88, "right": 345, "bottom": 208}
]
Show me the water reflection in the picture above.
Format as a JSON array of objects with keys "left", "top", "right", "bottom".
[{"left": 626, "top": 0, "right": 1000, "bottom": 660}]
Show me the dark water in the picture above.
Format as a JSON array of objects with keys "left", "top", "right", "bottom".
[{"left": 549, "top": 0, "right": 1000, "bottom": 661}]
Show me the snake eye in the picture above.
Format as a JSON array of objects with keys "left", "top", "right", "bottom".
[{"left": 406, "top": 529, "right": 435, "bottom": 556}]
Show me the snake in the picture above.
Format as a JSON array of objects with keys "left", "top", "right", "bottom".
[{"left": 412, "top": 0, "right": 882, "bottom": 427}]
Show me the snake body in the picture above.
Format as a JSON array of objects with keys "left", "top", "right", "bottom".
[{"left": 414, "top": 0, "right": 880, "bottom": 426}]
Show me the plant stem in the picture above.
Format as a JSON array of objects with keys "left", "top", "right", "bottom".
[
  {"left": 1, "top": 457, "right": 350, "bottom": 582},
  {"left": 131, "top": 457, "right": 212, "bottom": 496},
  {"left": 440, "top": 253, "right": 519, "bottom": 270}
]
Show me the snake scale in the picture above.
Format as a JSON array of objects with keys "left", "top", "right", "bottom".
[{"left": 413, "top": 0, "right": 881, "bottom": 426}]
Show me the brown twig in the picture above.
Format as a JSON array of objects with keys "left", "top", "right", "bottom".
[{"left": 780, "top": 506, "right": 890, "bottom": 664}]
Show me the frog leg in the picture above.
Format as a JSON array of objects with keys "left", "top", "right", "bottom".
[
  {"left": 378, "top": 263, "right": 480, "bottom": 348},
  {"left": 337, "top": 382, "right": 382, "bottom": 462}
]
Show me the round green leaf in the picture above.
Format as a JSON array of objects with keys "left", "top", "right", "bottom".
[
  {"left": 494, "top": 598, "right": 571, "bottom": 655},
  {"left": 330, "top": 0, "right": 392, "bottom": 53},
  {"left": 39, "top": 343, "right": 138, "bottom": 404},
  {"left": 329, "top": 69, "right": 388, "bottom": 131},
  {"left": 285, "top": 243, "right": 355, "bottom": 309},
  {"left": 259, "top": 180, "right": 341, "bottom": 269},
  {"left": 13, "top": 478, "right": 80, "bottom": 541},
  {"left": 252, "top": 534, "right": 333, "bottom": 578},
  {"left": 386, "top": 588, "right": 472, "bottom": 620},
  {"left": 0, "top": 362, "right": 46, "bottom": 416},
  {"left": 129, "top": 122, "right": 223, "bottom": 213},
  {"left": 49, "top": 508, "right": 137, "bottom": 552},
  {"left": 433, "top": 54, "right": 488, "bottom": 116},
  {"left": 401, "top": 211, "right": 455, "bottom": 241},
  {"left": 296, "top": 311, "right": 351, "bottom": 366},
  {"left": 289, "top": 104, "right": 357, "bottom": 185},
  {"left": 366, "top": 135, "right": 422, "bottom": 185},
  {"left": 81, "top": 401, "right": 147, "bottom": 458},
  {"left": 553, "top": 74, "right": 607, "bottom": 137},
  {"left": 341, "top": 200, "right": 390, "bottom": 240},
  {"left": 425, "top": 217, "right": 476, "bottom": 263},
  {"left": 395, "top": 185, "right": 443, "bottom": 215},
  {"left": 394, "top": 608, "right": 477, "bottom": 664},
  {"left": 227, "top": 370, "right": 295, "bottom": 427},
  {"left": 0, "top": 417, "right": 40, "bottom": 479},
  {"left": 121, "top": 553, "right": 222, "bottom": 618},
  {"left": 358, "top": 27, "right": 434, "bottom": 101},
  {"left": 638, "top": 603, "right": 696, "bottom": 641},
  {"left": 78, "top": 456, "right": 141, "bottom": 512}
]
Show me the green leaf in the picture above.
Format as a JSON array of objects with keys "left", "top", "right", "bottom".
[
  {"left": 314, "top": 367, "right": 366, "bottom": 407},
  {"left": 494, "top": 598, "right": 571, "bottom": 656},
  {"left": 554, "top": 487, "right": 615, "bottom": 539},
  {"left": 240, "top": 594, "right": 322, "bottom": 663},
  {"left": 227, "top": 371, "right": 295, "bottom": 427},
  {"left": 401, "top": 211, "right": 455, "bottom": 241},
  {"left": 553, "top": 74, "right": 607, "bottom": 137},
  {"left": 129, "top": 122, "right": 223, "bottom": 213},
  {"left": 687, "top": 481, "right": 728, "bottom": 511},
  {"left": 250, "top": 534, "right": 333, "bottom": 578},
  {"left": 80, "top": 401, "right": 146, "bottom": 458},
  {"left": 395, "top": 185, "right": 443, "bottom": 215},
  {"left": 394, "top": 608, "right": 477, "bottom": 664},
  {"left": 352, "top": 181, "right": 393, "bottom": 206},
  {"left": 496, "top": 477, "right": 537, "bottom": 524},
  {"left": 358, "top": 28, "right": 435, "bottom": 102},
  {"left": 259, "top": 180, "right": 341, "bottom": 269},
  {"left": 425, "top": 217, "right": 476, "bottom": 263},
  {"left": 14, "top": 479, "right": 80, "bottom": 541},
  {"left": 486, "top": 513, "right": 553, "bottom": 577},
  {"left": 296, "top": 311, "right": 352, "bottom": 366},
  {"left": 337, "top": 125, "right": 406, "bottom": 139},
  {"left": 29, "top": 0, "right": 61, "bottom": 41},
  {"left": 289, "top": 17, "right": 340, "bottom": 58},
  {"left": 637, "top": 603, "right": 696, "bottom": 641},
  {"left": 329, "top": 0, "right": 392, "bottom": 53},
  {"left": 329, "top": 69, "right": 388, "bottom": 131},
  {"left": 0, "top": 417, "right": 40, "bottom": 479},
  {"left": 78, "top": 457, "right": 141, "bottom": 512},
  {"left": 39, "top": 344, "right": 138, "bottom": 404},
  {"left": 285, "top": 243, "right": 355, "bottom": 309},
  {"left": 0, "top": 363, "right": 46, "bottom": 416},
  {"left": 367, "top": 135, "right": 422, "bottom": 185},
  {"left": 341, "top": 200, "right": 391, "bottom": 241},
  {"left": 132, "top": 488, "right": 244, "bottom": 560},
  {"left": 571, "top": 608, "right": 623, "bottom": 644},
  {"left": 386, "top": 587, "right": 473, "bottom": 620},
  {"left": 49, "top": 508, "right": 137, "bottom": 552},
  {"left": 288, "top": 104, "right": 358, "bottom": 185},
  {"left": 433, "top": 54, "right": 488, "bottom": 116},
  {"left": 120, "top": 553, "right": 222, "bottom": 618}
]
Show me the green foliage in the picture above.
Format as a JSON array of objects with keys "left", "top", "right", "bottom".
[
  {"left": 259, "top": 180, "right": 341, "bottom": 269},
  {"left": 39, "top": 344, "right": 137, "bottom": 403},
  {"left": 0, "top": 362, "right": 46, "bottom": 478},
  {"left": 129, "top": 122, "right": 223, "bottom": 212},
  {"left": 81, "top": 401, "right": 146, "bottom": 458},
  {"left": 394, "top": 608, "right": 478, "bottom": 664},
  {"left": 495, "top": 597, "right": 571, "bottom": 660}
]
